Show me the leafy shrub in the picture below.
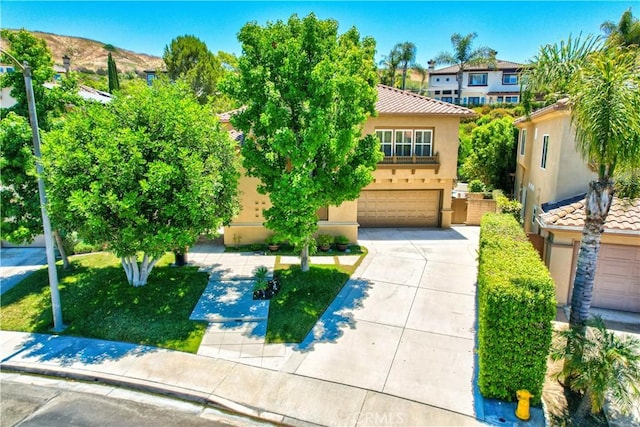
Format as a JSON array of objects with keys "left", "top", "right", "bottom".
[
  {"left": 477, "top": 213, "right": 556, "bottom": 404},
  {"left": 494, "top": 191, "right": 523, "bottom": 223},
  {"left": 316, "top": 233, "right": 334, "bottom": 247},
  {"left": 103, "top": 43, "right": 117, "bottom": 52},
  {"left": 468, "top": 179, "right": 486, "bottom": 193},
  {"left": 334, "top": 235, "right": 349, "bottom": 245}
]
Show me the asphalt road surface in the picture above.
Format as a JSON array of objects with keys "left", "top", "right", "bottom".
[{"left": 1, "top": 374, "right": 272, "bottom": 427}]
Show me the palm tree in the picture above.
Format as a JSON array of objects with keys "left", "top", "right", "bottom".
[
  {"left": 379, "top": 46, "right": 401, "bottom": 87},
  {"left": 550, "top": 317, "right": 640, "bottom": 424},
  {"left": 434, "top": 32, "right": 495, "bottom": 105},
  {"left": 522, "top": 35, "right": 640, "bottom": 328},
  {"left": 601, "top": 7, "right": 640, "bottom": 47},
  {"left": 395, "top": 41, "right": 417, "bottom": 90}
]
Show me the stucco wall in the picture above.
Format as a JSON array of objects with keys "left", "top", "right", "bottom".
[
  {"left": 515, "top": 110, "right": 595, "bottom": 234},
  {"left": 224, "top": 112, "right": 462, "bottom": 244}
]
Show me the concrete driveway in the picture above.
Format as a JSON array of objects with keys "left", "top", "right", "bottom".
[
  {"left": 0, "top": 247, "right": 47, "bottom": 295},
  {"left": 291, "top": 226, "right": 480, "bottom": 417}
]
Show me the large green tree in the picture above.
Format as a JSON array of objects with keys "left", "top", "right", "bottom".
[
  {"left": 434, "top": 33, "right": 495, "bottom": 105},
  {"left": 1, "top": 30, "right": 84, "bottom": 262},
  {"left": 461, "top": 115, "right": 518, "bottom": 192},
  {"left": 222, "top": 13, "right": 381, "bottom": 271},
  {"left": 0, "top": 112, "right": 40, "bottom": 243},
  {"left": 523, "top": 31, "right": 640, "bottom": 327},
  {"left": 44, "top": 80, "right": 240, "bottom": 286},
  {"left": 163, "top": 34, "right": 235, "bottom": 110},
  {"left": 1, "top": 29, "right": 54, "bottom": 126}
]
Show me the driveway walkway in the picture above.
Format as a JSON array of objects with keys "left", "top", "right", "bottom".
[
  {"left": 189, "top": 226, "right": 481, "bottom": 418},
  {"left": 1, "top": 227, "right": 485, "bottom": 426}
]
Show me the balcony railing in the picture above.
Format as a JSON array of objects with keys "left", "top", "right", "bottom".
[
  {"left": 380, "top": 154, "right": 438, "bottom": 165},
  {"left": 378, "top": 153, "right": 440, "bottom": 172},
  {"left": 378, "top": 153, "right": 440, "bottom": 173}
]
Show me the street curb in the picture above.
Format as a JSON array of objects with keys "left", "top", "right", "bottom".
[{"left": 0, "top": 362, "right": 291, "bottom": 426}]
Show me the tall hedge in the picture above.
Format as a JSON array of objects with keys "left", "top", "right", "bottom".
[{"left": 477, "top": 213, "right": 556, "bottom": 404}]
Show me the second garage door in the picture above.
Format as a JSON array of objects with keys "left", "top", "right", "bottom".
[
  {"left": 357, "top": 190, "right": 441, "bottom": 227},
  {"left": 592, "top": 244, "right": 640, "bottom": 313}
]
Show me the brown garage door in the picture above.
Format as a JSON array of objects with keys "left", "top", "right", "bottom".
[
  {"left": 592, "top": 244, "right": 640, "bottom": 313},
  {"left": 357, "top": 190, "right": 441, "bottom": 227}
]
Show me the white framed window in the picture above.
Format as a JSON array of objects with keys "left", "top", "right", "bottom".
[
  {"left": 505, "top": 96, "right": 518, "bottom": 103},
  {"left": 376, "top": 130, "right": 393, "bottom": 156},
  {"left": 395, "top": 130, "right": 413, "bottom": 156},
  {"left": 502, "top": 73, "right": 518, "bottom": 85},
  {"left": 468, "top": 96, "right": 480, "bottom": 105},
  {"left": 414, "top": 130, "right": 433, "bottom": 156},
  {"left": 520, "top": 129, "right": 527, "bottom": 156},
  {"left": 540, "top": 135, "right": 549, "bottom": 169},
  {"left": 442, "top": 97, "right": 453, "bottom": 103},
  {"left": 468, "top": 73, "right": 488, "bottom": 86}
]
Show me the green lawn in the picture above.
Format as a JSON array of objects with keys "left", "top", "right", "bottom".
[
  {"left": 1, "top": 248, "right": 367, "bottom": 351},
  {"left": 266, "top": 251, "right": 366, "bottom": 343},
  {"left": 0, "top": 252, "right": 209, "bottom": 353}
]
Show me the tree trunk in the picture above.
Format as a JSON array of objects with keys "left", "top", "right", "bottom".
[
  {"left": 53, "top": 230, "right": 70, "bottom": 269},
  {"left": 300, "top": 244, "right": 310, "bottom": 272},
  {"left": 573, "top": 388, "right": 594, "bottom": 425},
  {"left": 121, "top": 253, "right": 159, "bottom": 286},
  {"left": 569, "top": 179, "right": 614, "bottom": 328},
  {"left": 401, "top": 68, "right": 408, "bottom": 90}
]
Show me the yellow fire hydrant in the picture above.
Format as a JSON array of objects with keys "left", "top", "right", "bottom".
[{"left": 515, "top": 389, "right": 533, "bottom": 421}]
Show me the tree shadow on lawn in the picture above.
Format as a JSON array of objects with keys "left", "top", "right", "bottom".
[
  {"left": 293, "top": 277, "right": 373, "bottom": 352},
  {"left": 1, "top": 253, "right": 210, "bottom": 357}
]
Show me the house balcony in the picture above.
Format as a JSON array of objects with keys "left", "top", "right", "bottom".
[{"left": 378, "top": 154, "right": 440, "bottom": 173}]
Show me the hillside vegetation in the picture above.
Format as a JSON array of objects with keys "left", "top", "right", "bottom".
[{"left": 2, "top": 29, "right": 164, "bottom": 75}]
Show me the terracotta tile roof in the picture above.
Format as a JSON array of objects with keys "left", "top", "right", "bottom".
[
  {"left": 218, "top": 85, "right": 476, "bottom": 122},
  {"left": 375, "top": 85, "right": 476, "bottom": 116},
  {"left": 430, "top": 60, "right": 526, "bottom": 75},
  {"left": 539, "top": 195, "right": 640, "bottom": 233}
]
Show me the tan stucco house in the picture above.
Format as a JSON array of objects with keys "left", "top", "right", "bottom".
[
  {"left": 514, "top": 100, "right": 639, "bottom": 313},
  {"left": 220, "top": 84, "right": 475, "bottom": 246}
]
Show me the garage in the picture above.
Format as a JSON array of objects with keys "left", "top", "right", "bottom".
[
  {"left": 357, "top": 190, "right": 441, "bottom": 227},
  {"left": 592, "top": 244, "right": 640, "bottom": 313}
]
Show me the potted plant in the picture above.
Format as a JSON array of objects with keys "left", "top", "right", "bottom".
[
  {"left": 316, "top": 233, "right": 334, "bottom": 252},
  {"left": 334, "top": 235, "right": 350, "bottom": 251},
  {"left": 265, "top": 234, "right": 281, "bottom": 252}
]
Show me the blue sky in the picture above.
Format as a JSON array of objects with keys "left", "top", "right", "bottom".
[{"left": 2, "top": 1, "right": 635, "bottom": 65}]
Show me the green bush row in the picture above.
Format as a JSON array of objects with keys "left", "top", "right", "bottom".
[{"left": 477, "top": 213, "right": 556, "bottom": 405}]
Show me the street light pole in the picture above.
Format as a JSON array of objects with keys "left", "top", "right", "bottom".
[
  {"left": 2, "top": 47, "right": 65, "bottom": 331},
  {"left": 21, "top": 60, "right": 65, "bottom": 332}
]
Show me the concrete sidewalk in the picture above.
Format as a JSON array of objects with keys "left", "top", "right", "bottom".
[{"left": 1, "top": 227, "right": 486, "bottom": 426}]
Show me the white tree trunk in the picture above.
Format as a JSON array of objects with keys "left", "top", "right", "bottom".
[
  {"left": 121, "top": 253, "right": 159, "bottom": 286},
  {"left": 300, "top": 244, "right": 310, "bottom": 272}
]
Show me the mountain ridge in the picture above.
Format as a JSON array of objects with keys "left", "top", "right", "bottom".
[{"left": 2, "top": 29, "right": 165, "bottom": 75}]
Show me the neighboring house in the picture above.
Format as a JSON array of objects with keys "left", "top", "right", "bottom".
[
  {"left": 219, "top": 84, "right": 475, "bottom": 245},
  {"left": 539, "top": 196, "right": 639, "bottom": 313},
  {"left": 426, "top": 60, "right": 525, "bottom": 106},
  {"left": 514, "top": 100, "right": 639, "bottom": 314},
  {"left": 513, "top": 99, "right": 596, "bottom": 234}
]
